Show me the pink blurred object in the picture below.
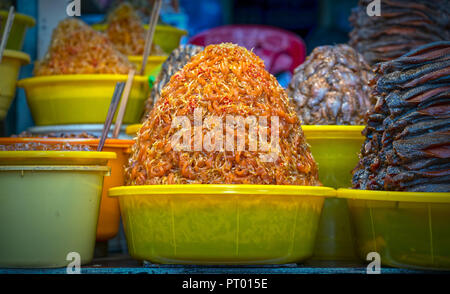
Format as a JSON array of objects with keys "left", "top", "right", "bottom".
[{"left": 188, "top": 25, "right": 306, "bottom": 75}]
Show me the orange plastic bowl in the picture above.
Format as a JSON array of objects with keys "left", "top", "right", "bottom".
[{"left": 0, "top": 137, "right": 134, "bottom": 241}]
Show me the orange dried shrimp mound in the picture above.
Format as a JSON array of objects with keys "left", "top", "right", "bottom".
[
  {"left": 105, "top": 3, "right": 165, "bottom": 56},
  {"left": 34, "top": 18, "right": 133, "bottom": 75},
  {"left": 126, "top": 43, "right": 320, "bottom": 186}
]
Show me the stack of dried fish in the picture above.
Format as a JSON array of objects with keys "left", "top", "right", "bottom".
[
  {"left": 141, "top": 45, "right": 204, "bottom": 121},
  {"left": 349, "top": 0, "right": 450, "bottom": 65},
  {"left": 287, "top": 44, "right": 375, "bottom": 125},
  {"left": 352, "top": 41, "right": 450, "bottom": 192}
]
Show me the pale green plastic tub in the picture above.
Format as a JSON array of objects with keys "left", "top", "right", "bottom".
[
  {"left": 0, "top": 151, "right": 115, "bottom": 268},
  {"left": 338, "top": 189, "right": 450, "bottom": 270}
]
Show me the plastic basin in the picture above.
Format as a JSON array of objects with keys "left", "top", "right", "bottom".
[
  {"left": 128, "top": 55, "right": 167, "bottom": 76},
  {"left": 0, "top": 50, "right": 30, "bottom": 120},
  {"left": 338, "top": 189, "right": 450, "bottom": 270},
  {"left": 0, "top": 151, "right": 116, "bottom": 268},
  {"left": 92, "top": 24, "right": 187, "bottom": 54},
  {"left": 301, "top": 125, "right": 364, "bottom": 261},
  {"left": 301, "top": 125, "right": 365, "bottom": 188},
  {"left": 0, "top": 11, "right": 35, "bottom": 50},
  {"left": 0, "top": 138, "right": 133, "bottom": 242},
  {"left": 109, "top": 185, "right": 335, "bottom": 265},
  {"left": 153, "top": 25, "right": 187, "bottom": 54},
  {"left": 17, "top": 74, "right": 149, "bottom": 125}
]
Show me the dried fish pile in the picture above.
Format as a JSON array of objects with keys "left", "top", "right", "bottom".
[
  {"left": 352, "top": 41, "right": 450, "bottom": 192},
  {"left": 349, "top": 0, "right": 450, "bottom": 65},
  {"left": 141, "top": 45, "right": 204, "bottom": 121},
  {"left": 287, "top": 44, "right": 375, "bottom": 125}
]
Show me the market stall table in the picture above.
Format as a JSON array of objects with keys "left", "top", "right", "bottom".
[{"left": 0, "top": 255, "right": 444, "bottom": 274}]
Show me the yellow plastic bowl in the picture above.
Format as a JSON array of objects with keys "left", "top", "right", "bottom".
[
  {"left": 109, "top": 184, "right": 335, "bottom": 265},
  {"left": 0, "top": 11, "right": 35, "bottom": 50},
  {"left": 153, "top": 25, "right": 188, "bottom": 54},
  {"left": 125, "top": 123, "right": 141, "bottom": 136},
  {"left": 17, "top": 74, "right": 149, "bottom": 126},
  {"left": 92, "top": 24, "right": 187, "bottom": 54},
  {"left": 301, "top": 125, "right": 365, "bottom": 188},
  {"left": 122, "top": 124, "right": 365, "bottom": 261},
  {"left": 128, "top": 55, "right": 167, "bottom": 76},
  {"left": 301, "top": 125, "right": 365, "bottom": 262},
  {"left": 0, "top": 50, "right": 30, "bottom": 120},
  {"left": 0, "top": 151, "right": 116, "bottom": 268},
  {"left": 338, "top": 188, "right": 450, "bottom": 270}
]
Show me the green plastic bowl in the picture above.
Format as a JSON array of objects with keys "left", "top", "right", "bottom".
[
  {"left": 0, "top": 11, "right": 35, "bottom": 50},
  {"left": 109, "top": 185, "right": 335, "bottom": 265},
  {"left": 302, "top": 125, "right": 365, "bottom": 262},
  {"left": 338, "top": 189, "right": 450, "bottom": 270}
]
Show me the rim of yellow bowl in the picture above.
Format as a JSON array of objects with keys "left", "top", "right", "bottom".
[
  {"left": 337, "top": 188, "right": 450, "bottom": 203},
  {"left": 92, "top": 23, "right": 187, "bottom": 35},
  {"left": 0, "top": 150, "right": 116, "bottom": 160},
  {"left": 109, "top": 184, "right": 336, "bottom": 197},
  {"left": 127, "top": 55, "right": 168, "bottom": 62},
  {"left": 301, "top": 125, "right": 365, "bottom": 139},
  {"left": 2, "top": 49, "right": 30, "bottom": 64},
  {"left": 0, "top": 165, "right": 111, "bottom": 173},
  {"left": 17, "top": 74, "right": 149, "bottom": 87},
  {"left": 0, "top": 138, "right": 134, "bottom": 149},
  {"left": 125, "top": 124, "right": 142, "bottom": 136}
]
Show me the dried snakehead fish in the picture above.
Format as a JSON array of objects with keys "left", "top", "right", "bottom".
[
  {"left": 349, "top": 0, "right": 450, "bottom": 65},
  {"left": 352, "top": 41, "right": 450, "bottom": 192}
]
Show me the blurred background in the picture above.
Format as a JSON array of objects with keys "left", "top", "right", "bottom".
[{"left": 1, "top": 0, "right": 358, "bottom": 137}]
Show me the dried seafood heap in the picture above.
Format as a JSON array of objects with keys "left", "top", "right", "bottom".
[
  {"left": 141, "top": 44, "right": 204, "bottom": 121},
  {"left": 287, "top": 44, "right": 375, "bottom": 125},
  {"left": 11, "top": 131, "right": 97, "bottom": 139},
  {"left": 106, "top": 3, "right": 165, "bottom": 56},
  {"left": 0, "top": 143, "right": 92, "bottom": 151},
  {"left": 349, "top": 0, "right": 450, "bottom": 65},
  {"left": 126, "top": 43, "right": 320, "bottom": 185},
  {"left": 352, "top": 41, "right": 450, "bottom": 192},
  {"left": 0, "top": 132, "right": 97, "bottom": 151},
  {"left": 34, "top": 18, "right": 133, "bottom": 75}
]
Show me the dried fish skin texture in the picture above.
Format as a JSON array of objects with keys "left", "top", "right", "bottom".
[
  {"left": 349, "top": 0, "right": 450, "bottom": 65},
  {"left": 352, "top": 41, "right": 450, "bottom": 192}
]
